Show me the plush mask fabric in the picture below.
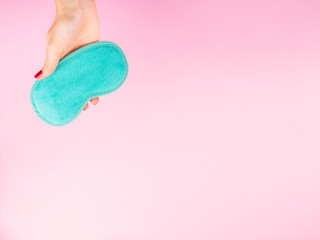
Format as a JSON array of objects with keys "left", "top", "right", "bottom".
[{"left": 31, "top": 41, "right": 128, "bottom": 126}]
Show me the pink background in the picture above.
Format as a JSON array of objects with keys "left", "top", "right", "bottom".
[{"left": 1, "top": 0, "right": 320, "bottom": 239}]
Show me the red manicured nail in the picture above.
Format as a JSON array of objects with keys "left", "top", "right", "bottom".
[{"left": 34, "top": 70, "right": 43, "bottom": 79}]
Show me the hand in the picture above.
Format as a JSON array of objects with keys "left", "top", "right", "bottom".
[{"left": 34, "top": 0, "right": 100, "bottom": 111}]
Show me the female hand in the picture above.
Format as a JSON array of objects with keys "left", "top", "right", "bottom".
[{"left": 34, "top": 0, "right": 100, "bottom": 111}]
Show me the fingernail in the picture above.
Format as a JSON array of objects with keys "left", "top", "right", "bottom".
[{"left": 34, "top": 70, "right": 43, "bottom": 79}]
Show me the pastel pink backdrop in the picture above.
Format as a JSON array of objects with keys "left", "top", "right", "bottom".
[{"left": 1, "top": 0, "right": 320, "bottom": 239}]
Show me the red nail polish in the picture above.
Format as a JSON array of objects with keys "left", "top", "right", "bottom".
[{"left": 34, "top": 70, "right": 43, "bottom": 79}]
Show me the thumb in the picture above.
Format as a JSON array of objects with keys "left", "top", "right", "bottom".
[{"left": 35, "top": 44, "right": 61, "bottom": 80}]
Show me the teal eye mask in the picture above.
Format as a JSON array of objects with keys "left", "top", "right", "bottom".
[{"left": 30, "top": 41, "right": 128, "bottom": 126}]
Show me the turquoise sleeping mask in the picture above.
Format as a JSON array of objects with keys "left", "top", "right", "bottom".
[{"left": 30, "top": 41, "right": 128, "bottom": 126}]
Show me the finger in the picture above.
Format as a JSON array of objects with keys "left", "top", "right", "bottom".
[
  {"left": 90, "top": 97, "right": 99, "bottom": 105},
  {"left": 36, "top": 44, "right": 61, "bottom": 80},
  {"left": 83, "top": 103, "right": 89, "bottom": 111}
]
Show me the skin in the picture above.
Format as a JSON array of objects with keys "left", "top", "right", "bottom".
[{"left": 35, "top": 0, "right": 100, "bottom": 111}]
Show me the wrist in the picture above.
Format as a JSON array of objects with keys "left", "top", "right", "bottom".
[{"left": 55, "top": 0, "right": 95, "bottom": 12}]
